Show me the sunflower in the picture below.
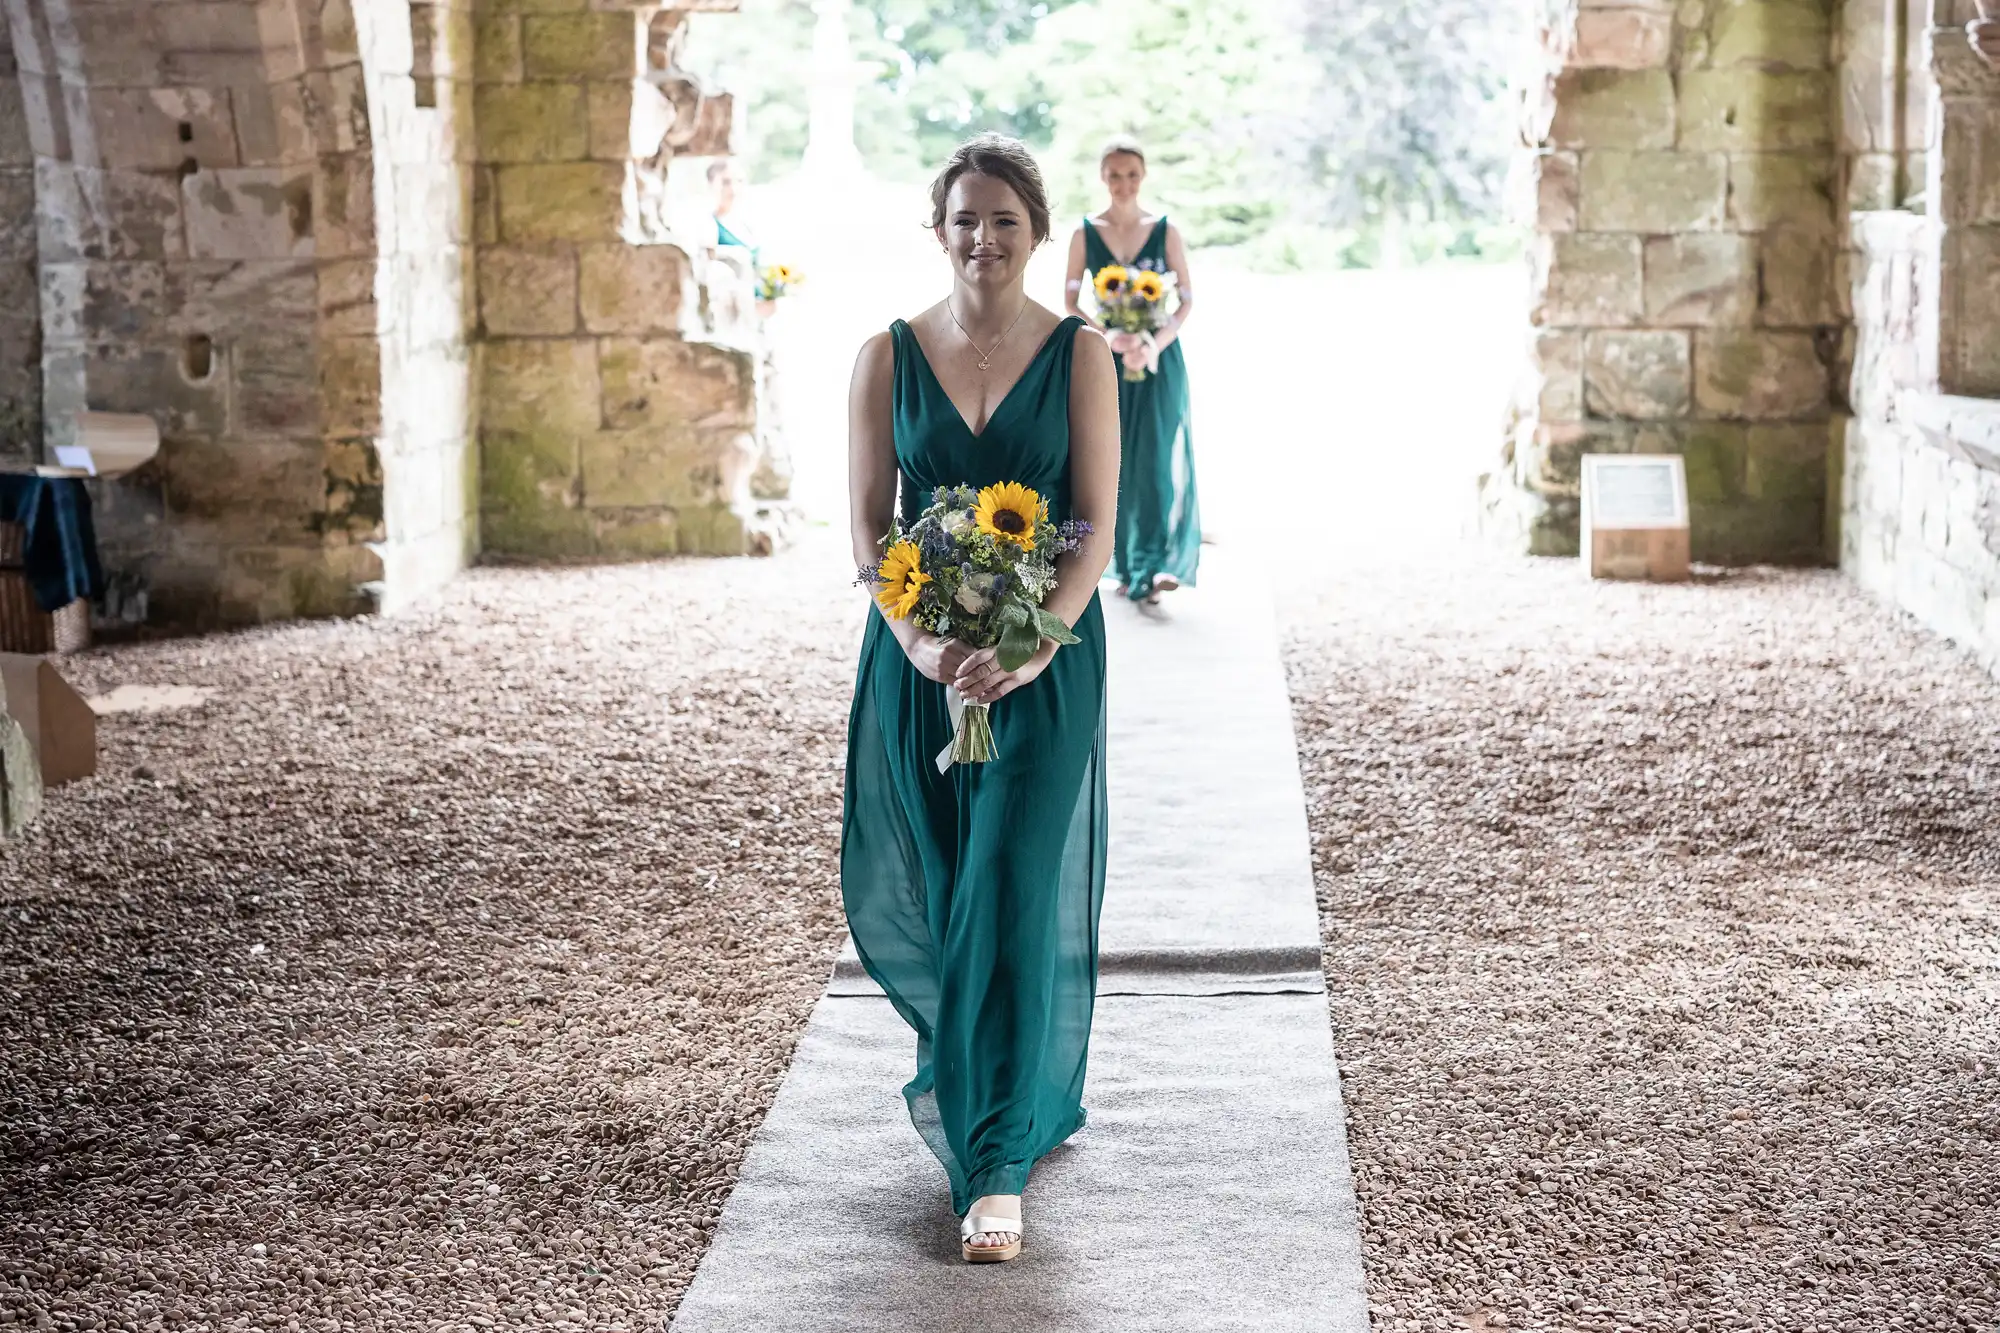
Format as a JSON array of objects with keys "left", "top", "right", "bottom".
[
  {"left": 1093, "top": 265, "right": 1130, "bottom": 300},
  {"left": 974, "top": 482, "right": 1041, "bottom": 551},
  {"left": 874, "top": 540, "right": 930, "bottom": 618},
  {"left": 1132, "top": 270, "right": 1165, "bottom": 302}
]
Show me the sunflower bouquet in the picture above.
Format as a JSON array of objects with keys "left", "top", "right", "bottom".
[
  {"left": 1091, "top": 259, "right": 1177, "bottom": 382},
  {"left": 862, "top": 481, "right": 1093, "bottom": 768},
  {"left": 755, "top": 262, "right": 802, "bottom": 302}
]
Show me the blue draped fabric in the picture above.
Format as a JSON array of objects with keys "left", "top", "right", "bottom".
[{"left": 0, "top": 475, "right": 105, "bottom": 612}]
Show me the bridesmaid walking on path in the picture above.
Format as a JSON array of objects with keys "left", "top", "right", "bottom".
[
  {"left": 843, "top": 134, "right": 1121, "bottom": 1263},
  {"left": 1065, "top": 137, "right": 1201, "bottom": 604}
]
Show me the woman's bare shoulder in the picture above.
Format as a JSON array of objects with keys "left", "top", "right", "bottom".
[
  {"left": 1068, "top": 320, "right": 1114, "bottom": 368},
  {"left": 854, "top": 328, "right": 895, "bottom": 365}
]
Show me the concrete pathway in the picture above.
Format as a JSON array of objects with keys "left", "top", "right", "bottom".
[{"left": 669, "top": 550, "right": 1369, "bottom": 1332}]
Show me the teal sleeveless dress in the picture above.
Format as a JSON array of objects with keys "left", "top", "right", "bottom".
[
  {"left": 841, "top": 316, "right": 1109, "bottom": 1216},
  {"left": 1082, "top": 217, "right": 1201, "bottom": 600}
]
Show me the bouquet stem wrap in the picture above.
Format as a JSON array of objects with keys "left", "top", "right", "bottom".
[{"left": 936, "top": 686, "right": 996, "bottom": 773}]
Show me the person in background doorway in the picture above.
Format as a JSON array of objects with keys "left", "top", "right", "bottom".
[
  {"left": 707, "top": 158, "right": 775, "bottom": 320},
  {"left": 708, "top": 158, "right": 754, "bottom": 253}
]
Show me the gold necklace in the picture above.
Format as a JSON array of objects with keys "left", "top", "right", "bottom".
[{"left": 948, "top": 298, "right": 1029, "bottom": 372}]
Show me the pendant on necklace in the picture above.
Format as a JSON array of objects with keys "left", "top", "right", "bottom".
[{"left": 977, "top": 359, "right": 990, "bottom": 371}]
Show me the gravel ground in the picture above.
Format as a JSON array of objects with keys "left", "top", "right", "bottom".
[
  {"left": 1282, "top": 552, "right": 2000, "bottom": 1333},
  {"left": 0, "top": 547, "right": 863, "bottom": 1332},
  {"left": 6, "top": 535, "right": 1998, "bottom": 1333}
]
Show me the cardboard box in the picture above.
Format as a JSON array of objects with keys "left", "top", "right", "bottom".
[{"left": 0, "top": 653, "right": 97, "bottom": 785}]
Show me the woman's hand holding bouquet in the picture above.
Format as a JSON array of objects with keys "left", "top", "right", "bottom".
[
  {"left": 1091, "top": 261, "right": 1176, "bottom": 382},
  {"left": 862, "top": 481, "right": 1094, "bottom": 767}
]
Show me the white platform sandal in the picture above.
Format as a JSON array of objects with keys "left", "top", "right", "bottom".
[{"left": 960, "top": 1197, "right": 1023, "bottom": 1263}]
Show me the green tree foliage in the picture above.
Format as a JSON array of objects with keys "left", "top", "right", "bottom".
[
  {"left": 1023, "top": 0, "right": 1305, "bottom": 246},
  {"left": 687, "top": 0, "right": 1525, "bottom": 263},
  {"left": 1289, "top": 0, "right": 1524, "bottom": 232},
  {"left": 873, "top": 0, "right": 1079, "bottom": 165}
]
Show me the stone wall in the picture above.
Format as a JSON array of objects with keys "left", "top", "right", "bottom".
[
  {"left": 0, "top": 0, "right": 403, "bottom": 626},
  {"left": 1839, "top": 0, "right": 2000, "bottom": 680},
  {"left": 0, "top": 19, "right": 35, "bottom": 468},
  {"left": 0, "top": 0, "right": 780, "bottom": 633},
  {"left": 1840, "top": 0, "right": 1930, "bottom": 214},
  {"left": 1493, "top": 0, "right": 1844, "bottom": 565},
  {"left": 1842, "top": 210, "right": 2000, "bottom": 674},
  {"left": 473, "top": 0, "right": 787, "bottom": 561},
  {"left": 357, "top": 0, "right": 480, "bottom": 612}
]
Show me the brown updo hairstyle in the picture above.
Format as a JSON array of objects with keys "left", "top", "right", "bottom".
[
  {"left": 1098, "top": 135, "right": 1146, "bottom": 169},
  {"left": 926, "top": 133, "right": 1053, "bottom": 246}
]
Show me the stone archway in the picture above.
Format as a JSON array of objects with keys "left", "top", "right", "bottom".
[{"left": 0, "top": 0, "right": 1923, "bottom": 631}]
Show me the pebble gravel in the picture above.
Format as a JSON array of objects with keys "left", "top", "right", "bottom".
[
  {"left": 5, "top": 535, "right": 1997, "bottom": 1333},
  {"left": 1283, "top": 551, "right": 2000, "bottom": 1333},
  {"left": 1, "top": 549, "right": 863, "bottom": 1332}
]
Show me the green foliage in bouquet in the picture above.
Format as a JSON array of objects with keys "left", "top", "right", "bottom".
[{"left": 863, "top": 481, "right": 1094, "bottom": 763}]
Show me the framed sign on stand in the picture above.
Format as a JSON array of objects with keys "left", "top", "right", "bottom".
[{"left": 1580, "top": 454, "right": 1690, "bottom": 582}]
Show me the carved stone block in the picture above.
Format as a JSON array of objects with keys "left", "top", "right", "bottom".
[
  {"left": 1584, "top": 329, "right": 1692, "bottom": 418},
  {"left": 483, "top": 337, "right": 602, "bottom": 435},
  {"left": 1548, "top": 70, "right": 1677, "bottom": 148},
  {"left": 492, "top": 161, "right": 625, "bottom": 241},
  {"left": 578, "top": 242, "right": 690, "bottom": 334},
  {"left": 597, "top": 335, "right": 752, "bottom": 431},
  {"left": 1694, "top": 329, "right": 1831, "bottom": 418},
  {"left": 1580, "top": 150, "right": 1727, "bottom": 230},
  {"left": 476, "top": 82, "right": 589, "bottom": 162},
  {"left": 1644, "top": 234, "right": 1757, "bottom": 324},
  {"left": 1677, "top": 72, "right": 1836, "bottom": 151},
  {"left": 1569, "top": 9, "right": 1672, "bottom": 69},
  {"left": 1532, "top": 233, "right": 1644, "bottom": 326},
  {"left": 1726, "top": 152, "right": 1834, "bottom": 230},
  {"left": 522, "top": 13, "right": 636, "bottom": 80},
  {"left": 479, "top": 246, "right": 579, "bottom": 335}
]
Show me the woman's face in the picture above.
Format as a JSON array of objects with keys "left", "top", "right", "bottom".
[
  {"left": 1101, "top": 152, "right": 1145, "bottom": 205},
  {"left": 936, "top": 172, "right": 1034, "bottom": 291},
  {"left": 711, "top": 164, "right": 740, "bottom": 214}
]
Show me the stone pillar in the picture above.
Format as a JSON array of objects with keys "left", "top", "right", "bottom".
[
  {"left": 1490, "top": 0, "right": 1842, "bottom": 565},
  {"left": 474, "top": 0, "right": 788, "bottom": 559},
  {"left": 802, "top": 0, "right": 859, "bottom": 181},
  {"left": 0, "top": 20, "right": 35, "bottom": 469},
  {"left": 1924, "top": 7, "right": 2000, "bottom": 395}
]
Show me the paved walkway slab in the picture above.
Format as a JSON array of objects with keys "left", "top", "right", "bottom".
[{"left": 672, "top": 551, "right": 1368, "bottom": 1332}]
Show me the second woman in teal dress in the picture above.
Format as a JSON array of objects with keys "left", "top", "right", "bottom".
[{"left": 1064, "top": 137, "right": 1201, "bottom": 604}]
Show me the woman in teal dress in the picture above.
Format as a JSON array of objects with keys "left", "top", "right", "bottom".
[
  {"left": 843, "top": 134, "right": 1120, "bottom": 1262},
  {"left": 1064, "top": 137, "right": 1200, "bottom": 604}
]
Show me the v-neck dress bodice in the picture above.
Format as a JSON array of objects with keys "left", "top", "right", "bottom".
[
  {"left": 841, "top": 315, "right": 1108, "bottom": 1217},
  {"left": 1082, "top": 216, "right": 1201, "bottom": 600},
  {"left": 888, "top": 316, "right": 1084, "bottom": 525}
]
